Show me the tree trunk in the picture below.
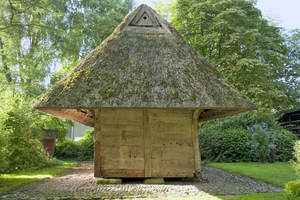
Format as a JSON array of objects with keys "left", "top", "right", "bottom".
[
  {"left": 0, "top": 38, "right": 13, "bottom": 83},
  {"left": 269, "top": 147, "right": 276, "bottom": 163}
]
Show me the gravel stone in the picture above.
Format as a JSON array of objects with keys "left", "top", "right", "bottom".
[{"left": 0, "top": 161, "right": 284, "bottom": 199}]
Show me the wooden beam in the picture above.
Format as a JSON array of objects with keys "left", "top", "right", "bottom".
[
  {"left": 94, "top": 109, "right": 102, "bottom": 177},
  {"left": 36, "top": 108, "right": 94, "bottom": 127},
  {"left": 192, "top": 109, "right": 203, "bottom": 177},
  {"left": 198, "top": 108, "right": 249, "bottom": 122},
  {"left": 143, "top": 109, "right": 151, "bottom": 177}
]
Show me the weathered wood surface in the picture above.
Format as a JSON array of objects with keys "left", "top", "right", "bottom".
[
  {"left": 94, "top": 109, "right": 101, "bottom": 177},
  {"left": 100, "top": 108, "right": 145, "bottom": 178},
  {"left": 143, "top": 109, "right": 151, "bottom": 177},
  {"left": 94, "top": 108, "right": 200, "bottom": 178},
  {"left": 151, "top": 158, "right": 194, "bottom": 177},
  {"left": 102, "top": 169, "right": 144, "bottom": 177},
  {"left": 129, "top": 4, "right": 161, "bottom": 27},
  {"left": 192, "top": 109, "right": 203, "bottom": 177},
  {"left": 147, "top": 109, "right": 194, "bottom": 177}
]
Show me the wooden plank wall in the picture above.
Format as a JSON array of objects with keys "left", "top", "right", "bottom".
[
  {"left": 97, "top": 109, "right": 145, "bottom": 177},
  {"left": 94, "top": 108, "right": 201, "bottom": 178},
  {"left": 147, "top": 109, "right": 195, "bottom": 177}
]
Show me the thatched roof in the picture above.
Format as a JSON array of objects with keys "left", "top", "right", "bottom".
[{"left": 33, "top": 4, "right": 256, "bottom": 127}]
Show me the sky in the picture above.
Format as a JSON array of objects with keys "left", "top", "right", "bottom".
[{"left": 135, "top": 0, "right": 300, "bottom": 30}]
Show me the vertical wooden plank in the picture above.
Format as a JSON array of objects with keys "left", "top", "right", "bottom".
[
  {"left": 94, "top": 109, "right": 102, "bottom": 177},
  {"left": 143, "top": 109, "right": 151, "bottom": 177},
  {"left": 192, "top": 109, "right": 203, "bottom": 177}
]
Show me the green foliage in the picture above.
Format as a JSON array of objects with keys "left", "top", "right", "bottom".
[
  {"left": 0, "top": 0, "right": 134, "bottom": 176},
  {"left": 199, "top": 109, "right": 297, "bottom": 162},
  {"left": 55, "top": 130, "right": 94, "bottom": 161},
  {"left": 1, "top": 95, "right": 47, "bottom": 172},
  {"left": 50, "top": 0, "right": 135, "bottom": 86},
  {"left": 0, "top": 92, "right": 72, "bottom": 173},
  {"left": 199, "top": 126, "right": 254, "bottom": 162},
  {"left": 292, "top": 140, "right": 300, "bottom": 176},
  {"left": 276, "top": 130, "right": 298, "bottom": 162},
  {"left": 153, "top": 0, "right": 177, "bottom": 22},
  {"left": 280, "top": 29, "right": 300, "bottom": 105},
  {"left": 0, "top": 119, "right": 9, "bottom": 174},
  {"left": 154, "top": 0, "right": 300, "bottom": 110},
  {"left": 0, "top": 0, "right": 72, "bottom": 173},
  {"left": 0, "top": 0, "right": 67, "bottom": 97},
  {"left": 247, "top": 124, "right": 276, "bottom": 163},
  {"left": 54, "top": 139, "right": 79, "bottom": 159},
  {"left": 285, "top": 179, "right": 300, "bottom": 200},
  {"left": 77, "top": 130, "right": 94, "bottom": 161}
]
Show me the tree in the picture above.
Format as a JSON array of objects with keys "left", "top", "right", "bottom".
[
  {"left": 0, "top": 0, "right": 68, "bottom": 97},
  {"left": 0, "top": 0, "right": 135, "bottom": 172},
  {"left": 54, "top": 0, "right": 134, "bottom": 64},
  {"left": 154, "top": 0, "right": 299, "bottom": 110},
  {"left": 0, "top": 0, "right": 45, "bottom": 31},
  {"left": 277, "top": 29, "right": 300, "bottom": 106},
  {"left": 50, "top": 0, "right": 135, "bottom": 85}
]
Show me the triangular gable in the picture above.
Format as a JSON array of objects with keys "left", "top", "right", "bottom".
[{"left": 129, "top": 5, "right": 161, "bottom": 27}]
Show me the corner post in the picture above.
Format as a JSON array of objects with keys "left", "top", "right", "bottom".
[
  {"left": 192, "top": 109, "right": 203, "bottom": 177},
  {"left": 94, "top": 109, "right": 102, "bottom": 177}
]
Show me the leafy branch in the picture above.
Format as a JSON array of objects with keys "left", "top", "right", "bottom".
[{"left": 0, "top": 0, "right": 41, "bottom": 31}]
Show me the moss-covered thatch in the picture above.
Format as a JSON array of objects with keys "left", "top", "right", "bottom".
[{"left": 33, "top": 4, "right": 256, "bottom": 126}]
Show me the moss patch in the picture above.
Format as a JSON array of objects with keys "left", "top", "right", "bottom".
[
  {"left": 143, "top": 178, "right": 164, "bottom": 184},
  {"left": 96, "top": 178, "right": 122, "bottom": 184}
]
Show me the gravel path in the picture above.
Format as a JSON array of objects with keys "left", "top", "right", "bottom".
[{"left": 0, "top": 161, "right": 284, "bottom": 199}]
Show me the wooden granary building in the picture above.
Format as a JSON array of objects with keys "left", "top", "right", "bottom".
[
  {"left": 279, "top": 106, "right": 300, "bottom": 139},
  {"left": 33, "top": 5, "right": 256, "bottom": 178}
]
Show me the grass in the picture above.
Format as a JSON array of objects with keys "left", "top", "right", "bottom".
[
  {"left": 0, "top": 159, "right": 78, "bottom": 194},
  {"left": 156, "top": 193, "right": 286, "bottom": 200},
  {"left": 207, "top": 162, "right": 299, "bottom": 188},
  {"left": 219, "top": 192, "right": 286, "bottom": 200}
]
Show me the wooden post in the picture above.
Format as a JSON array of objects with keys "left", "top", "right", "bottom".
[
  {"left": 94, "top": 109, "right": 102, "bottom": 177},
  {"left": 143, "top": 109, "right": 151, "bottom": 177},
  {"left": 192, "top": 109, "right": 202, "bottom": 177}
]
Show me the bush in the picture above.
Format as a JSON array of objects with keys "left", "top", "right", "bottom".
[
  {"left": 275, "top": 130, "right": 297, "bottom": 162},
  {"left": 0, "top": 93, "right": 73, "bottom": 173},
  {"left": 199, "top": 125, "right": 256, "bottom": 162},
  {"left": 1, "top": 96, "right": 58, "bottom": 172},
  {"left": 285, "top": 180, "right": 300, "bottom": 200},
  {"left": 199, "top": 109, "right": 297, "bottom": 162},
  {"left": 55, "top": 139, "right": 79, "bottom": 159},
  {"left": 247, "top": 124, "right": 277, "bottom": 163},
  {"left": 0, "top": 127, "right": 9, "bottom": 174},
  {"left": 54, "top": 130, "right": 94, "bottom": 161},
  {"left": 77, "top": 130, "right": 94, "bottom": 161},
  {"left": 292, "top": 140, "right": 300, "bottom": 175}
]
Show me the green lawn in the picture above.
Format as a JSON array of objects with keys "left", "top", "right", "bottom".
[
  {"left": 0, "top": 159, "right": 78, "bottom": 194},
  {"left": 158, "top": 193, "right": 286, "bottom": 200},
  {"left": 207, "top": 162, "right": 299, "bottom": 188},
  {"left": 218, "top": 192, "right": 286, "bottom": 200}
]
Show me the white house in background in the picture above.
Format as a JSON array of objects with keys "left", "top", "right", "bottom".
[{"left": 66, "top": 121, "right": 94, "bottom": 141}]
